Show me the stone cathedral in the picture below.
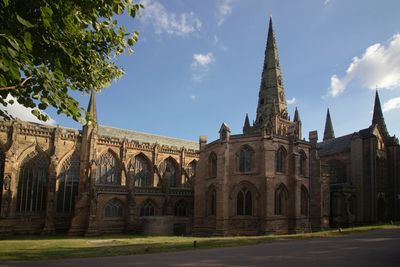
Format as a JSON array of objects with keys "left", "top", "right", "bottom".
[{"left": 0, "top": 17, "right": 399, "bottom": 236}]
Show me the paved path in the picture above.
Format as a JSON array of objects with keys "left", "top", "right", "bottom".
[{"left": 2, "top": 229, "right": 400, "bottom": 267}]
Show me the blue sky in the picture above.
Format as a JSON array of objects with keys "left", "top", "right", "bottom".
[{"left": 6, "top": 0, "right": 400, "bottom": 142}]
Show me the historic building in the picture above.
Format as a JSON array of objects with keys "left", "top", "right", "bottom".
[
  {"left": 192, "top": 17, "right": 400, "bottom": 235},
  {"left": 316, "top": 91, "right": 400, "bottom": 228},
  {"left": 0, "top": 17, "right": 399, "bottom": 236},
  {"left": 0, "top": 92, "right": 199, "bottom": 235}
]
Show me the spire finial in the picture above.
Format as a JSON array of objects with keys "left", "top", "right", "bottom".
[{"left": 323, "top": 108, "right": 335, "bottom": 141}]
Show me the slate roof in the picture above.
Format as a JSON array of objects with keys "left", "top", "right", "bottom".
[
  {"left": 98, "top": 125, "right": 199, "bottom": 150},
  {"left": 317, "top": 127, "right": 374, "bottom": 156},
  {"left": 317, "top": 134, "right": 352, "bottom": 156}
]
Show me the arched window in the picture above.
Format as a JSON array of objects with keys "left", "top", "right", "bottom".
[
  {"left": 175, "top": 200, "right": 188, "bottom": 216},
  {"left": 96, "top": 151, "right": 120, "bottom": 185},
  {"left": 160, "top": 158, "right": 178, "bottom": 187},
  {"left": 129, "top": 154, "right": 151, "bottom": 187},
  {"left": 327, "top": 160, "right": 347, "bottom": 184},
  {"left": 299, "top": 151, "right": 307, "bottom": 176},
  {"left": 57, "top": 153, "right": 80, "bottom": 213},
  {"left": 16, "top": 151, "right": 49, "bottom": 214},
  {"left": 276, "top": 147, "right": 287, "bottom": 173},
  {"left": 237, "top": 188, "right": 252, "bottom": 216},
  {"left": 208, "top": 152, "right": 217, "bottom": 178},
  {"left": 140, "top": 200, "right": 155, "bottom": 216},
  {"left": 185, "top": 160, "right": 196, "bottom": 188},
  {"left": 275, "top": 184, "right": 288, "bottom": 215},
  {"left": 104, "top": 199, "right": 123, "bottom": 218},
  {"left": 209, "top": 189, "right": 216, "bottom": 216},
  {"left": 300, "top": 186, "right": 309, "bottom": 216},
  {"left": 238, "top": 146, "right": 253, "bottom": 172}
]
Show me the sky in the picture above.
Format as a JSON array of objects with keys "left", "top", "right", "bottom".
[{"left": 5, "top": 0, "right": 400, "bottom": 143}]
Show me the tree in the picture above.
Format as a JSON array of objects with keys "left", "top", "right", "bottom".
[{"left": 0, "top": 0, "right": 142, "bottom": 123}]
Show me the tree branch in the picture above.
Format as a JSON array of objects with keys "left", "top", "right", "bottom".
[{"left": 0, "top": 76, "right": 33, "bottom": 91}]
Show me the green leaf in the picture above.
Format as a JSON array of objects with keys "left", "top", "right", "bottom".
[
  {"left": 16, "top": 14, "right": 34, "bottom": 28},
  {"left": 6, "top": 36, "right": 20, "bottom": 51},
  {"left": 3, "top": 0, "right": 9, "bottom": 7},
  {"left": 24, "top": 32, "right": 32, "bottom": 50},
  {"left": 9, "top": 64, "right": 20, "bottom": 80},
  {"left": 40, "top": 6, "right": 53, "bottom": 28}
]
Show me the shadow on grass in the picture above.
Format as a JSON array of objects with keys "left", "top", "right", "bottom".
[{"left": 1, "top": 224, "right": 399, "bottom": 262}]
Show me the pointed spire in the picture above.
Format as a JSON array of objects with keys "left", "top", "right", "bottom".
[
  {"left": 243, "top": 113, "right": 251, "bottom": 134},
  {"left": 372, "top": 90, "right": 389, "bottom": 138},
  {"left": 87, "top": 90, "right": 97, "bottom": 125},
  {"left": 323, "top": 108, "right": 335, "bottom": 141},
  {"left": 293, "top": 107, "right": 301, "bottom": 122},
  {"left": 255, "top": 16, "right": 288, "bottom": 128},
  {"left": 244, "top": 113, "right": 250, "bottom": 128}
]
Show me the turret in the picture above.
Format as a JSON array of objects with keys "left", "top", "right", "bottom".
[
  {"left": 323, "top": 108, "right": 335, "bottom": 141},
  {"left": 372, "top": 90, "right": 389, "bottom": 139},
  {"left": 293, "top": 107, "right": 302, "bottom": 139}
]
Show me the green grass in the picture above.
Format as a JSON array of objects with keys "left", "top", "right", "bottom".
[{"left": 0, "top": 224, "right": 399, "bottom": 262}]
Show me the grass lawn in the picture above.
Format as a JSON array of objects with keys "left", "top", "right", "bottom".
[{"left": 0, "top": 224, "right": 399, "bottom": 262}]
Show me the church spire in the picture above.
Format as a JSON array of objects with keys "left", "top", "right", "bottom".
[
  {"left": 372, "top": 90, "right": 389, "bottom": 138},
  {"left": 255, "top": 16, "right": 288, "bottom": 128},
  {"left": 87, "top": 90, "right": 97, "bottom": 125},
  {"left": 323, "top": 108, "right": 335, "bottom": 141},
  {"left": 293, "top": 107, "right": 302, "bottom": 139},
  {"left": 243, "top": 113, "right": 251, "bottom": 133},
  {"left": 293, "top": 107, "right": 301, "bottom": 123}
]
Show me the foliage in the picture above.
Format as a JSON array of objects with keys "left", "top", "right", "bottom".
[{"left": 0, "top": 0, "right": 142, "bottom": 123}]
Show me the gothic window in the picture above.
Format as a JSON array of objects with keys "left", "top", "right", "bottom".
[
  {"left": 275, "top": 184, "right": 288, "bottom": 215},
  {"left": 57, "top": 153, "right": 80, "bottom": 213},
  {"left": 236, "top": 188, "right": 252, "bottom": 216},
  {"left": 104, "top": 199, "right": 123, "bottom": 218},
  {"left": 209, "top": 189, "right": 216, "bottom": 216},
  {"left": 238, "top": 145, "right": 253, "bottom": 172},
  {"left": 16, "top": 151, "right": 49, "bottom": 214},
  {"left": 175, "top": 200, "right": 188, "bottom": 217},
  {"left": 96, "top": 151, "right": 120, "bottom": 185},
  {"left": 276, "top": 147, "right": 287, "bottom": 173},
  {"left": 327, "top": 160, "right": 347, "bottom": 184},
  {"left": 299, "top": 151, "right": 307, "bottom": 176},
  {"left": 160, "top": 158, "right": 178, "bottom": 187},
  {"left": 208, "top": 152, "right": 217, "bottom": 178},
  {"left": 140, "top": 200, "right": 155, "bottom": 216},
  {"left": 300, "top": 186, "right": 309, "bottom": 216},
  {"left": 185, "top": 160, "right": 196, "bottom": 188},
  {"left": 129, "top": 154, "right": 151, "bottom": 187},
  {"left": 0, "top": 151, "right": 4, "bottom": 209}
]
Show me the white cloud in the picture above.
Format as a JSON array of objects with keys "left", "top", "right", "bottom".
[
  {"left": 216, "top": 0, "right": 235, "bottom": 26},
  {"left": 140, "top": 0, "right": 202, "bottom": 36},
  {"left": 191, "top": 52, "right": 215, "bottom": 82},
  {"left": 192, "top": 53, "right": 215, "bottom": 68},
  {"left": 190, "top": 95, "right": 197, "bottom": 100},
  {"left": 1, "top": 96, "right": 56, "bottom": 125},
  {"left": 287, "top": 97, "right": 296, "bottom": 105},
  {"left": 324, "top": 0, "right": 332, "bottom": 6},
  {"left": 383, "top": 96, "right": 400, "bottom": 113},
  {"left": 327, "top": 33, "right": 400, "bottom": 97}
]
